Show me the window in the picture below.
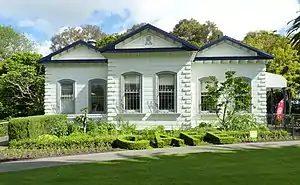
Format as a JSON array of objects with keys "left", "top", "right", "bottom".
[
  {"left": 89, "top": 79, "right": 106, "bottom": 113},
  {"left": 59, "top": 79, "right": 75, "bottom": 114},
  {"left": 235, "top": 77, "right": 252, "bottom": 112},
  {"left": 199, "top": 78, "right": 215, "bottom": 113},
  {"left": 122, "top": 73, "right": 142, "bottom": 112},
  {"left": 157, "top": 73, "right": 176, "bottom": 112}
]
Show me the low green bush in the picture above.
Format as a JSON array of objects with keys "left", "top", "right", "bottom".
[
  {"left": 179, "top": 132, "right": 206, "bottom": 146},
  {"left": 154, "top": 134, "right": 173, "bottom": 148},
  {"left": 0, "top": 122, "right": 8, "bottom": 137},
  {"left": 9, "top": 133, "right": 116, "bottom": 150},
  {"left": 115, "top": 135, "right": 150, "bottom": 150},
  {"left": 171, "top": 138, "right": 184, "bottom": 147},
  {"left": 8, "top": 115, "right": 67, "bottom": 141},
  {"left": 203, "top": 132, "right": 235, "bottom": 144}
]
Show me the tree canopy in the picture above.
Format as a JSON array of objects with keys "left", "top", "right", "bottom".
[
  {"left": 0, "top": 25, "right": 35, "bottom": 61},
  {"left": 171, "top": 19, "right": 223, "bottom": 46},
  {"left": 50, "top": 24, "right": 106, "bottom": 52},
  {"left": 0, "top": 52, "right": 44, "bottom": 119},
  {"left": 287, "top": 12, "right": 300, "bottom": 51},
  {"left": 243, "top": 30, "right": 300, "bottom": 97}
]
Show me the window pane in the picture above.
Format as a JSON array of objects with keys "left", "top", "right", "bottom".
[
  {"left": 124, "top": 74, "right": 141, "bottom": 112},
  {"left": 90, "top": 81, "right": 106, "bottom": 113},
  {"left": 158, "top": 74, "right": 175, "bottom": 111},
  {"left": 60, "top": 82, "right": 74, "bottom": 114},
  {"left": 200, "top": 80, "right": 215, "bottom": 113}
]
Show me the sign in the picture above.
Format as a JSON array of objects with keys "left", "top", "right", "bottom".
[
  {"left": 276, "top": 99, "right": 284, "bottom": 121},
  {"left": 250, "top": 130, "right": 257, "bottom": 140}
]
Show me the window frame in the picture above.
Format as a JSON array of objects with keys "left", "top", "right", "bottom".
[
  {"left": 58, "top": 79, "right": 75, "bottom": 114},
  {"left": 155, "top": 71, "right": 177, "bottom": 113},
  {"left": 198, "top": 77, "right": 216, "bottom": 114},
  {"left": 88, "top": 79, "right": 107, "bottom": 114},
  {"left": 121, "top": 72, "right": 143, "bottom": 113}
]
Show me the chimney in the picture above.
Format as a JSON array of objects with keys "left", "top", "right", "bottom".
[{"left": 87, "top": 39, "right": 96, "bottom": 46}]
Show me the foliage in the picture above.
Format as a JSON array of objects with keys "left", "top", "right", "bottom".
[
  {"left": 203, "top": 132, "right": 235, "bottom": 144},
  {"left": 172, "top": 19, "right": 223, "bottom": 46},
  {"left": 228, "top": 114, "right": 269, "bottom": 131},
  {"left": 8, "top": 115, "right": 67, "bottom": 141},
  {"left": 9, "top": 133, "right": 116, "bottom": 150},
  {"left": 206, "top": 71, "right": 251, "bottom": 130},
  {"left": 75, "top": 107, "right": 88, "bottom": 133},
  {"left": 49, "top": 120, "right": 69, "bottom": 137},
  {"left": 0, "top": 122, "right": 8, "bottom": 137},
  {"left": 0, "top": 52, "right": 44, "bottom": 119},
  {"left": 115, "top": 135, "right": 150, "bottom": 150},
  {"left": 287, "top": 12, "right": 300, "bottom": 52},
  {"left": 0, "top": 25, "right": 35, "bottom": 60},
  {"left": 243, "top": 30, "right": 300, "bottom": 97},
  {"left": 154, "top": 134, "right": 173, "bottom": 148},
  {"left": 223, "top": 130, "right": 290, "bottom": 142},
  {"left": 96, "top": 33, "right": 124, "bottom": 48},
  {"left": 117, "top": 121, "right": 137, "bottom": 135},
  {"left": 179, "top": 132, "right": 207, "bottom": 146},
  {"left": 125, "top": 23, "right": 147, "bottom": 33},
  {"left": 50, "top": 24, "right": 106, "bottom": 51}
]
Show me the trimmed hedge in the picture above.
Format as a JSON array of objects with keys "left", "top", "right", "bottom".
[
  {"left": 115, "top": 135, "right": 150, "bottom": 150},
  {"left": 222, "top": 130, "right": 290, "bottom": 142},
  {"left": 179, "top": 132, "right": 206, "bottom": 146},
  {"left": 171, "top": 138, "right": 184, "bottom": 147},
  {"left": 154, "top": 134, "right": 173, "bottom": 148},
  {"left": 9, "top": 133, "right": 116, "bottom": 150},
  {"left": 8, "top": 115, "right": 67, "bottom": 141},
  {"left": 204, "top": 132, "right": 235, "bottom": 144}
]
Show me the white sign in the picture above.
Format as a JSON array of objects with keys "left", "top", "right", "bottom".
[{"left": 250, "top": 130, "right": 258, "bottom": 139}]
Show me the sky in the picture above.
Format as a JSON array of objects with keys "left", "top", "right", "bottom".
[{"left": 0, "top": 0, "right": 299, "bottom": 56}]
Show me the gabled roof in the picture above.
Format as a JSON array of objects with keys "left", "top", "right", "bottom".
[
  {"left": 195, "top": 35, "right": 274, "bottom": 61},
  {"left": 100, "top": 23, "right": 199, "bottom": 52},
  {"left": 38, "top": 40, "right": 106, "bottom": 63}
]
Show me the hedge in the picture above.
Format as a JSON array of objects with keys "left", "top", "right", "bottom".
[
  {"left": 115, "top": 135, "right": 150, "bottom": 150},
  {"left": 8, "top": 115, "right": 67, "bottom": 141},
  {"left": 203, "top": 132, "right": 235, "bottom": 144},
  {"left": 171, "top": 138, "right": 184, "bottom": 147},
  {"left": 9, "top": 133, "right": 116, "bottom": 150},
  {"left": 179, "top": 132, "right": 207, "bottom": 146},
  {"left": 154, "top": 134, "right": 173, "bottom": 148},
  {"left": 222, "top": 130, "right": 290, "bottom": 142}
]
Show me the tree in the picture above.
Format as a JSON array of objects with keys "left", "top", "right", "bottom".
[
  {"left": 206, "top": 71, "right": 251, "bottom": 130},
  {"left": 0, "top": 52, "right": 44, "bottom": 119},
  {"left": 96, "top": 33, "right": 124, "bottom": 48},
  {"left": 243, "top": 31, "right": 300, "bottom": 97},
  {"left": 50, "top": 24, "right": 106, "bottom": 51},
  {"left": 172, "top": 19, "right": 223, "bottom": 46},
  {"left": 0, "top": 25, "right": 35, "bottom": 61},
  {"left": 126, "top": 23, "right": 147, "bottom": 33},
  {"left": 287, "top": 12, "right": 300, "bottom": 51}
]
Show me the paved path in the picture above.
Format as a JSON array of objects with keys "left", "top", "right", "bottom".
[{"left": 1, "top": 140, "right": 300, "bottom": 173}]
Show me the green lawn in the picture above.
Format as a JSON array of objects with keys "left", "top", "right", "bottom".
[{"left": 0, "top": 147, "right": 300, "bottom": 185}]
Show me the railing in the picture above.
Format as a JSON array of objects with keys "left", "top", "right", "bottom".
[{"left": 266, "top": 113, "right": 300, "bottom": 137}]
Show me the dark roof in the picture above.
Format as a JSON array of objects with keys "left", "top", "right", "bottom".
[
  {"left": 100, "top": 23, "right": 199, "bottom": 52},
  {"left": 195, "top": 35, "right": 274, "bottom": 61},
  {"left": 38, "top": 40, "right": 104, "bottom": 63}
]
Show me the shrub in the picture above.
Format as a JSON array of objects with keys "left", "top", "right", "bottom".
[
  {"left": 8, "top": 115, "right": 67, "bottom": 141},
  {"left": 117, "top": 121, "right": 137, "bottom": 135},
  {"left": 226, "top": 114, "right": 269, "bottom": 131},
  {"left": 115, "top": 135, "right": 150, "bottom": 150},
  {"left": 88, "top": 122, "right": 118, "bottom": 136},
  {"left": 66, "top": 121, "right": 81, "bottom": 135},
  {"left": 179, "top": 132, "right": 206, "bottom": 146},
  {"left": 204, "top": 132, "right": 235, "bottom": 144},
  {"left": 0, "top": 122, "right": 8, "bottom": 137},
  {"left": 9, "top": 133, "right": 116, "bottom": 150},
  {"left": 49, "top": 120, "right": 69, "bottom": 137},
  {"left": 171, "top": 138, "right": 184, "bottom": 147},
  {"left": 154, "top": 134, "right": 173, "bottom": 148}
]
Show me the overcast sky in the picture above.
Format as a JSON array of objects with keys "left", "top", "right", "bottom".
[{"left": 0, "top": 0, "right": 299, "bottom": 56}]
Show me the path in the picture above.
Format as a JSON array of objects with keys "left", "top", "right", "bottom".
[{"left": 1, "top": 140, "right": 300, "bottom": 173}]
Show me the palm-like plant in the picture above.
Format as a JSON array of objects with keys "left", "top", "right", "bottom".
[{"left": 287, "top": 11, "right": 300, "bottom": 49}]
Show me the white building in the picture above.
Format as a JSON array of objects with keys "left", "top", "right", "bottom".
[{"left": 38, "top": 24, "right": 287, "bottom": 129}]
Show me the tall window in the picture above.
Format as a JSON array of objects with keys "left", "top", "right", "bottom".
[
  {"left": 59, "top": 79, "right": 75, "bottom": 114},
  {"left": 157, "top": 73, "right": 176, "bottom": 112},
  {"left": 235, "top": 77, "right": 252, "bottom": 112},
  {"left": 123, "top": 73, "right": 142, "bottom": 112},
  {"left": 89, "top": 79, "right": 106, "bottom": 113},
  {"left": 199, "top": 78, "right": 215, "bottom": 113}
]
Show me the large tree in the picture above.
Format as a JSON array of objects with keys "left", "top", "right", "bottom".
[
  {"left": 287, "top": 12, "right": 300, "bottom": 51},
  {"left": 96, "top": 33, "right": 124, "bottom": 48},
  {"left": 50, "top": 24, "right": 106, "bottom": 52},
  {"left": 243, "top": 30, "right": 300, "bottom": 97},
  {"left": 172, "top": 19, "right": 223, "bottom": 46},
  {"left": 0, "top": 52, "right": 44, "bottom": 119},
  {"left": 0, "top": 25, "right": 35, "bottom": 61},
  {"left": 126, "top": 23, "right": 147, "bottom": 33}
]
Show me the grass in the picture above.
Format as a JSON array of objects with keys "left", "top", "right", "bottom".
[{"left": 0, "top": 147, "right": 300, "bottom": 185}]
